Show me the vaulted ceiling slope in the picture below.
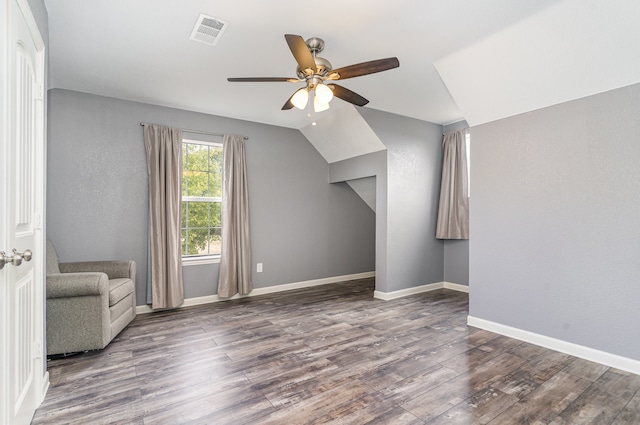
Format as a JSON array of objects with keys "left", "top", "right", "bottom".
[
  {"left": 435, "top": 0, "right": 640, "bottom": 127},
  {"left": 44, "top": 0, "right": 569, "bottom": 130},
  {"left": 300, "top": 105, "right": 385, "bottom": 164}
]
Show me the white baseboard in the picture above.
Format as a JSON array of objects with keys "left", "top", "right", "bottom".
[
  {"left": 374, "top": 281, "right": 469, "bottom": 300},
  {"left": 136, "top": 271, "right": 375, "bottom": 314},
  {"left": 251, "top": 271, "right": 375, "bottom": 296},
  {"left": 444, "top": 281, "right": 470, "bottom": 293},
  {"left": 467, "top": 316, "right": 640, "bottom": 376},
  {"left": 38, "top": 371, "right": 50, "bottom": 405},
  {"left": 374, "top": 282, "right": 442, "bottom": 300}
]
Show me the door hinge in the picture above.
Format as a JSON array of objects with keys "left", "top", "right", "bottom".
[
  {"left": 33, "top": 82, "right": 44, "bottom": 101},
  {"left": 33, "top": 341, "right": 42, "bottom": 359}
]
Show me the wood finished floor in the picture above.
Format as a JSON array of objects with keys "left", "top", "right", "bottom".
[{"left": 33, "top": 278, "right": 640, "bottom": 425}]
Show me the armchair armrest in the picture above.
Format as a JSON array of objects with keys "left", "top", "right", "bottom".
[
  {"left": 46, "top": 272, "right": 109, "bottom": 299},
  {"left": 59, "top": 260, "right": 136, "bottom": 281}
]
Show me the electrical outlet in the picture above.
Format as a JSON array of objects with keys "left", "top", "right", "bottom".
[{"left": 257, "top": 263, "right": 263, "bottom": 273}]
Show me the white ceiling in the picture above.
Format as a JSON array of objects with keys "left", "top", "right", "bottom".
[
  {"left": 435, "top": 0, "right": 640, "bottom": 127},
  {"left": 300, "top": 105, "right": 385, "bottom": 164},
  {"left": 43, "top": 0, "right": 566, "bottom": 130}
]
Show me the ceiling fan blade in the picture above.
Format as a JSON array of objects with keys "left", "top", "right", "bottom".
[
  {"left": 327, "top": 84, "right": 369, "bottom": 107},
  {"left": 285, "top": 34, "right": 316, "bottom": 76},
  {"left": 281, "top": 91, "right": 296, "bottom": 110},
  {"left": 227, "top": 77, "right": 299, "bottom": 82},
  {"left": 327, "top": 57, "right": 399, "bottom": 80}
]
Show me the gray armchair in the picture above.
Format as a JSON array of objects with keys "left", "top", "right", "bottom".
[{"left": 46, "top": 239, "right": 137, "bottom": 355}]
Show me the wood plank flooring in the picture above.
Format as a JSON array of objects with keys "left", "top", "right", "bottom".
[{"left": 32, "top": 278, "right": 640, "bottom": 424}]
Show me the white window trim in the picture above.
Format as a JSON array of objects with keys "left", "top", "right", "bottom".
[
  {"left": 182, "top": 137, "right": 224, "bottom": 260},
  {"left": 183, "top": 196, "right": 222, "bottom": 203},
  {"left": 182, "top": 255, "right": 221, "bottom": 266},
  {"left": 184, "top": 138, "right": 223, "bottom": 147}
]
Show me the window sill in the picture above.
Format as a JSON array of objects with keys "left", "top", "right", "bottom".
[{"left": 182, "top": 255, "right": 221, "bottom": 266}]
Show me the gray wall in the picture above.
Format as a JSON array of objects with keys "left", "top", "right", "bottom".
[
  {"left": 27, "top": 0, "right": 48, "bottom": 47},
  {"left": 365, "top": 109, "right": 444, "bottom": 292},
  {"left": 470, "top": 83, "right": 640, "bottom": 360},
  {"left": 444, "top": 240, "right": 469, "bottom": 286},
  {"left": 47, "top": 89, "right": 375, "bottom": 305},
  {"left": 330, "top": 109, "right": 444, "bottom": 293},
  {"left": 330, "top": 150, "right": 387, "bottom": 292},
  {"left": 346, "top": 177, "right": 376, "bottom": 212},
  {"left": 443, "top": 120, "right": 470, "bottom": 286}
]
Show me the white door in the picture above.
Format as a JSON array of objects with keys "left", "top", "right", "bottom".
[{"left": 0, "top": 0, "right": 47, "bottom": 424}]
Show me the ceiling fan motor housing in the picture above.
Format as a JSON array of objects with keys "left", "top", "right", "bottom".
[{"left": 296, "top": 56, "right": 332, "bottom": 80}]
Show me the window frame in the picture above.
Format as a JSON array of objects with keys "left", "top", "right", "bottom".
[{"left": 181, "top": 137, "right": 223, "bottom": 265}]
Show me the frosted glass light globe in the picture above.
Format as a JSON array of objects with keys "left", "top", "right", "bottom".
[
  {"left": 315, "top": 83, "right": 334, "bottom": 104},
  {"left": 291, "top": 88, "right": 309, "bottom": 109},
  {"left": 314, "top": 96, "right": 330, "bottom": 112}
]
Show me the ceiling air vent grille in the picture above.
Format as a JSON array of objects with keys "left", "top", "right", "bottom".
[{"left": 189, "top": 14, "right": 229, "bottom": 46}]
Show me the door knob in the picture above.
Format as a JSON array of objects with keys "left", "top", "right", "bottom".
[{"left": 0, "top": 249, "right": 32, "bottom": 270}]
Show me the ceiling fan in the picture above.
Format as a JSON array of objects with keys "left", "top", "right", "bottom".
[{"left": 227, "top": 34, "right": 399, "bottom": 112}]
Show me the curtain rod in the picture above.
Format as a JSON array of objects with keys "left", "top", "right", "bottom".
[
  {"left": 140, "top": 122, "right": 248, "bottom": 140},
  {"left": 442, "top": 127, "right": 470, "bottom": 136}
]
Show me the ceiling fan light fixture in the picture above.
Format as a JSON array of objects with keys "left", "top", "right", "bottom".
[
  {"left": 227, "top": 34, "right": 400, "bottom": 113},
  {"left": 315, "top": 83, "right": 333, "bottom": 104},
  {"left": 291, "top": 88, "right": 309, "bottom": 109},
  {"left": 314, "top": 96, "right": 330, "bottom": 112}
]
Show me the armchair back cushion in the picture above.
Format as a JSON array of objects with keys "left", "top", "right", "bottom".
[{"left": 46, "top": 238, "right": 60, "bottom": 274}]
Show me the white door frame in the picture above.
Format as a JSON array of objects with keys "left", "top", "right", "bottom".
[{"left": 0, "top": 0, "right": 48, "bottom": 423}]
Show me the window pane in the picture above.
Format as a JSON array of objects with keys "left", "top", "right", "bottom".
[
  {"left": 209, "top": 146, "right": 223, "bottom": 197},
  {"left": 209, "top": 203, "right": 221, "bottom": 256},
  {"left": 181, "top": 200, "right": 222, "bottom": 256},
  {"left": 181, "top": 201, "right": 187, "bottom": 228},
  {"left": 183, "top": 201, "right": 209, "bottom": 255},
  {"left": 182, "top": 227, "right": 210, "bottom": 256},
  {"left": 183, "top": 143, "right": 210, "bottom": 197},
  {"left": 181, "top": 228, "right": 222, "bottom": 256},
  {"left": 208, "top": 228, "right": 222, "bottom": 255},
  {"left": 209, "top": 201, "right": 221, "bottom": 228},
  {"left": 183, "top": 170, "right": 209, "bottom": 197},
  {"left": 183, "top": 143, "right": 209, "bottom": 172},
  {"left": 183, "top": 142, "right": 223, "bottom": 198},
  {"left": 184, "top": 201, "right": 209, "bottom": 227}
]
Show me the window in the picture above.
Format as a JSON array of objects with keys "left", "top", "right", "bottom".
[{"left": 181, "top": 139, "right": 223, "bottom": 258}]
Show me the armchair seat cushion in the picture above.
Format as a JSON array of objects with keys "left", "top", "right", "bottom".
[{"left": 109, "top": 278, "right": 134, "bottom": 305}]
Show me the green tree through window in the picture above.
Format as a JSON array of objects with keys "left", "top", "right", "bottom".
[{"left": 182, "top": 139, "right": 223, "bottom": 256}]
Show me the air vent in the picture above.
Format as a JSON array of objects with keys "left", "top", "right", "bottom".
[{"left": 189, "top": 14, "right": 229, "bottom": 46}]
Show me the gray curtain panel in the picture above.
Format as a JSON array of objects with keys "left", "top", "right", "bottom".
[
  {"left": 218, "top": 135, "right": 252, "bottom": 297},
  {"left": 143, "top": 124, "right": 185, "bottom": 309},
  {"left": 436, "top": 129, "right": 469, "bottom": 239}
]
